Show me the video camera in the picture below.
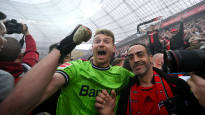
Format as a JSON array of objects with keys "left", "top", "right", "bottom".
[
  {"left": 0, "top": 11, "right": 24, "bottom": 34},
  {"left": 164, "top": 45, "right": 205, "bottom": 78},
  {"left": 4, "top": 19, "right": 23, "bottom": 34}
]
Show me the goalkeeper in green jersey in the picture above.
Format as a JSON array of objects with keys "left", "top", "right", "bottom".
[{"left": 0, "top": 24, "right": 134, "bottom": 115}]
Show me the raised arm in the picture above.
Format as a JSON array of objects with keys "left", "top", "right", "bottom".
[
  {"left": 0, "top": 49, "right": 61, "bottom": 115},
  {"left": 0, "top": 24, "right": 92, "bottom": 115},
  {"left": 22, "top": 24, "right": 39, "bottom": 67}
]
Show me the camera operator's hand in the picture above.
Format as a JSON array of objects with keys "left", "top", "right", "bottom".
[
  {"left": 0, "top": 22, "right": 6, "bottom": 35},
  {"left": 187, "top": 73, "right": 205, "bottom": 107},
  {"left": 22, "top": 24, "right": 30, "bottom": 36},
  {"left": 0, "top": 22, "right": 7, "bottom": 49}
]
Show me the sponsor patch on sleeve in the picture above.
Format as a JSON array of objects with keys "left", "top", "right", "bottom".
[{"left": 57, "top": 62, "right": 72, "bottom": 69}]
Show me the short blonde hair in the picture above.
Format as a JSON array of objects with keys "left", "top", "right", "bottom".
[{"left": 94, "top": 29, "right": 115, "bottom": 44}]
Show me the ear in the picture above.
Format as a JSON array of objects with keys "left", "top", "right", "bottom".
[
  {"left": 149, "top": 55, "right": 153, "bottom": 64},
  {"left": 113, "top": 45, "right": 116, "bottom": 53},
  {"left": 91, "top": 43, "right": 94, "bottom": 50},
  {"left": 91, "top": 45, "right": 94, "bottom": 56}
]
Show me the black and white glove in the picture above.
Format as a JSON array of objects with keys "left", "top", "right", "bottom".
[{"left": 57, "top": 24, "right": 92, "bottom": 62}]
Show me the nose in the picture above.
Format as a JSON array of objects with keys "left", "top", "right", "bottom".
[
  {"left": 133, "top": 55, "right": 140, "bottom": 63},
  {"left": 99, "top": 40, "right": 105, "bottom": 46}
]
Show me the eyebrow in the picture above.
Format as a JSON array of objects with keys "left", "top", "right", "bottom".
[
  {"left": 128, "top": 51, "right": 144, "bottom": 56},
  {"left": 94, "top": 36, "right": 112, "bottom": 40},
  {"left": 136, "top": 51, "right": 144, "bottom": 54}
]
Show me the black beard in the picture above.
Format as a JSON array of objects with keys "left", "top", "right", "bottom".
[{"left": 134, "top": 61, "right": 151, "bottom": 77}]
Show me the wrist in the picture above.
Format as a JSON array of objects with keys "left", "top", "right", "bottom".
[
  {"left": 50, "top": 48, "right": 61, "bottom": 59},
  {"left": 55, "top": 42, "right": 62, "bottom": 54},
  {"left": 25, "top": 32, "right": 30, "bottom": 36},
  {"left": 56, "top": 39, "right": 77, "bottom": 56},
  {"left": 25, "top": 30, "right": 30, "bottom": 35}
]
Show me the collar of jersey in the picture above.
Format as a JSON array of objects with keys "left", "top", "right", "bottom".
[{"left": 91, "top": 60, "right": 110, "bottom": 71}]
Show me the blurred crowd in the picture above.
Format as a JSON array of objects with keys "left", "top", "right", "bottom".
[{"left": 116, "top": 14, "right": 205, "bottom": 57}]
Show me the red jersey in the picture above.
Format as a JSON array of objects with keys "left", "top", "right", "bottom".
[{"left": 126, "top": 71, "right": 173, "bottom": 115}]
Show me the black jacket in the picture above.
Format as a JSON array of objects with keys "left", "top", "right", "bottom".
[
  {"left": 170, "top": 21, "right": 185, "bottom": 50},
  {"left": 147, "top": 30, "right": 163, "bottom": 55},
  {"left": 116, "top": 67, "right": 205, "bottom": 115}
]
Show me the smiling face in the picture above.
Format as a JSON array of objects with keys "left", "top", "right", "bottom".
[
  {"left": 92, "top": 33, "right": 116, "bottom": 67},
  {"left": 127, "top": 44, "right": 152, "bottom": 77}
]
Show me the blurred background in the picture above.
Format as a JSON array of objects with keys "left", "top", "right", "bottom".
[{"left": 0, "top": 0, "right": 204, "bottom": 59}]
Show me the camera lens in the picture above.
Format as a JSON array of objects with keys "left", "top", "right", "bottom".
[{"left": 164, "top": 49, "right": 205, "bottom": 73}]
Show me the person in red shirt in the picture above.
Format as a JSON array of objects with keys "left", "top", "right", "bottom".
[
  {"left": 0, "top": 23, "right": 39, "bottom": 83},
  {"left": 95, "top": 43, "right": 205, "bottom": 115}
]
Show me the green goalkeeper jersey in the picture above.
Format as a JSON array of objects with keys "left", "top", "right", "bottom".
[{"left": 56, "top": 59, "right": 134, "bottom": 115}]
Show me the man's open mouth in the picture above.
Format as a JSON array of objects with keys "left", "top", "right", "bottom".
[{"left": 97, "top": 50, "right": 106, "bottom": 56}]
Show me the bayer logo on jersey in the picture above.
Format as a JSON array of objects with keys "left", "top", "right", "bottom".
[{"left": 58, "top": 62, "right": 72, "bottom": 69}]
